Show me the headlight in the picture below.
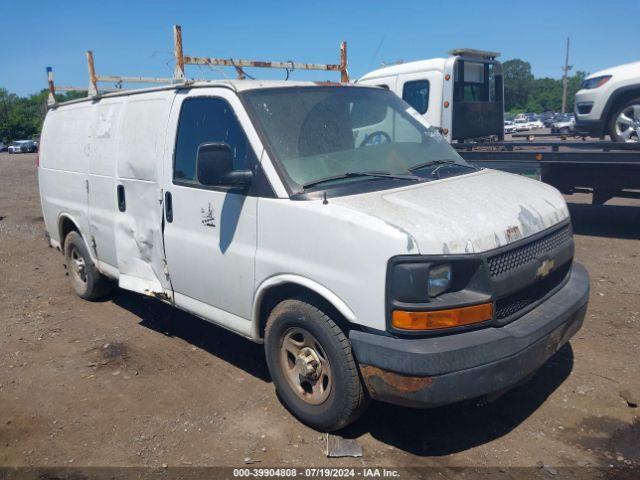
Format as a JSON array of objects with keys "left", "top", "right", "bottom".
[
  {"left": 387, "top": 257, "right": 492, "bottom": 333},
  {"left": 428, "top": 263, "right": 452, "bottom": 297},
  {"left": 580, "top": 75, "right": 611, "bottom": 90},
  {"left": 389, "top": 261, "right": 456, "bottom": 303}
]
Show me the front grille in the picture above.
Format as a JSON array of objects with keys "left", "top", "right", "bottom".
[
  {"left": 494, "top": 262, "right": 571, "bottom": 320},
  {"left": 487, "top": 225, "right": 572, "bottom": 278}
]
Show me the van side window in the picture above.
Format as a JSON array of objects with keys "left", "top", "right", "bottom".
[
  {"left": 174, "top": 97, "right": 257, "bottom": 183},
  {"left": 402, "top": 80, "right": 430, "bottom": 114}
]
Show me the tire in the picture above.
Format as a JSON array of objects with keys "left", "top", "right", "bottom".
[
  {"left": 64, "top": 231, "right": 113, "bottom": 300},
  {"left": 609, "top": 97, "right": 640, "bottom": 143},
  {"left": 264, "top": 297, "right": 369, "bottom": 431}
]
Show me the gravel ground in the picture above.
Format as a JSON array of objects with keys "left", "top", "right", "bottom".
[{"left": 0, "top": 153, "right": 638, "bottom": 472}]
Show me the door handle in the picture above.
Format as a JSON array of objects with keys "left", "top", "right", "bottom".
[
  {"left": 165, "top": 191, "right": 173, "bottom": 223},
  {"left": 117, "top": 185, "right": 126, "bottom": 212}
]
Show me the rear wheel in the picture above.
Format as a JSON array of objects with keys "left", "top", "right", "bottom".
[
  {"left": 609, "top": 98, "right": 640, "bottom": 143},
  {"left": 64, "top": 231, "right": 113, "bottom": 300},
  {"left": 264, "top": 298, "right": 368, "bottom": 431}
]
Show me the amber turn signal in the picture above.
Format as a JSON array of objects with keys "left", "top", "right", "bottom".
[{"left": 392, "top": 303, "right": 493, "bottom": 331}]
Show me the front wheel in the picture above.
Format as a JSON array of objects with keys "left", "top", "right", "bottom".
[
  {"left": 609, "top": 98, "right": 640, "bottom": 143},
  {"left": 264, "top": 298, "right": 368, "bottom": 431}
]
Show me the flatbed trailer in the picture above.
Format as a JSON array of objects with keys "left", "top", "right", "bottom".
[{"left": 454, "top": 141, "right": 640, "bottom": 205}]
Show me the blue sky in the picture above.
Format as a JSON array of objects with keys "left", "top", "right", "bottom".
[{"left": 2, "top": 0, "right": 638, "bottom": 96}]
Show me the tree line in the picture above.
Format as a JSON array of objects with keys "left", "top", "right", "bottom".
[
  {"left": 0, "top": 89, "right": 86, "bottom": 143},
  {"left": 502, "top": 59, "right": 586, "bottom": 113},
  {"left": 0, "top": 58, "right": 588, "bottom": 142}
]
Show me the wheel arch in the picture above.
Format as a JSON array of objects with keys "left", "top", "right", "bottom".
[
  {"left": 252, "top": 275, "right": 358, "bottom": 341},
  {"left": 57, "top": 213, "right": 97, "bottom": 262},
  {"left": 602, "top": 84, "right": 640, "bottom": 131},
  {"left": 58, "top": 214, "right": 82, "bottom": 250}
]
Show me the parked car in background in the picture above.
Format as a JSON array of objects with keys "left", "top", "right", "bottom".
[
  {"left": 543, "top": 115, "right": 558, "bottom": 128},
  {"left": 514, "top": 118, "right": 531, "bottom": 131},
  {"left": 539, "top": 112, "right": 555, "bottom": 125},
  {"left": 551, "top": 115, "right": 576, "bottom": 134},
  {"left": 528, "top": 119, "right": 544, "bottom": 129},
  {"left": 504, "top": 120, "right": 517, "bottom": 134},
  {"left": 8, "top": 140, "right": 38, "bottom": 154},
  {"left": 0, "top": 141, "right": 6, "bottom": 152},
  {"left": 574, "top": 61, "right": 640, "bottom": 142}
]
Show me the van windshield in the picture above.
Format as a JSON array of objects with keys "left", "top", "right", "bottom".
[{"left": 242, "top": 86, "right": 474, "bottom": 193}]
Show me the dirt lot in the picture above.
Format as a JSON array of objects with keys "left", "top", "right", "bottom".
[{"left": 1, "top": 153, "right": 639, "bottom": 471}]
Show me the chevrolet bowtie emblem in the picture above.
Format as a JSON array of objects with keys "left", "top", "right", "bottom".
[{"left": 536, "top": 258, "right": 555, "bottom": 278}]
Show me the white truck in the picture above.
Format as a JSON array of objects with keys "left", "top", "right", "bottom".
[
  {"left": 363, "top": 50, "right": 640, "bottom": 205},
  {"left": 39, "top": 81, "right": 589, "bottom": 431},
  {"left": 358, "top": 49, "right": 505, "bottom": 142}
]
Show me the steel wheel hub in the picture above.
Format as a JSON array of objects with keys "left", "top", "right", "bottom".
[
  {"left": 70, "top": 247, "right": 87, "bottom": 284},
  {"left": 295, "top": 347, "right": 323, "bottom": 380},
  {"left": 280, "top": 327, "right": 332, "bottom": 405}
]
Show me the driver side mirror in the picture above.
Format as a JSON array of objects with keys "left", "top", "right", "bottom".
[
  {"left": 196, "top": 142, "right": 253, "bottom": 188},
  {"left": 219, "top": 169, "right": 254, "bottom": 186}
]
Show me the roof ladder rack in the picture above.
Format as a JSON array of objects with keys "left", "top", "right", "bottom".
[
  {"left": 46, "top": 24, "right": 349, "bottom": 106},
  {"left": 85, "top": 50, "right": 175, "bottom": 97},
  {"left": 46, "top": 67, "right": 87, "bottom": 105},
  {"left": 172, "top": 25, "right": 349, "bottom": 83}
]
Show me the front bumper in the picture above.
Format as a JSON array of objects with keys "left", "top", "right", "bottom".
[
  {"left": 574, "top": 118, "right": 605, "bottom": 136},
  {"left": 349, "top": 262, "right": 589, "bottom": 407},
  {"left": 574, "top": 88, "right": 607, "bottom": 135}
]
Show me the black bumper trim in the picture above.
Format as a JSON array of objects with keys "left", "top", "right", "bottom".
[
  {"left": 350, "top": 262, "right": 589, "bottom": 406},
  {"left": 574, "top": 119, "right": 605, "bottom": 136}
]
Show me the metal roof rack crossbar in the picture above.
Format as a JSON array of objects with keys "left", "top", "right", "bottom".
[
  {"left": 46, "top": 25, "right": 349, "bottom": 106},
  {"left": 173, "top": 25, "right": 348, "bottom": 83}
]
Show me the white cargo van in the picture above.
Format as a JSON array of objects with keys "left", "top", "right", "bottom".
[{"left": 39, "top": 80, "right": 589, "bottom": 431}]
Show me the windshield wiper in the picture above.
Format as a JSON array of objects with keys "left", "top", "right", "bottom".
[
  {"left": 409, "top": 159, "right": 478, "bottom": 173},
  {"left": 302, "top": 171, "right": 421, "bottom": 190}
]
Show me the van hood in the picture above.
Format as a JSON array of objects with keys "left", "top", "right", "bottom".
[{"left": 331, "top": 169, "right": 569, "bottom": 255}]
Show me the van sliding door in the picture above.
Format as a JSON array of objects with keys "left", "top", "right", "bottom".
[{"left": 113, "top": 93, "right": 173, "bottom": 296}]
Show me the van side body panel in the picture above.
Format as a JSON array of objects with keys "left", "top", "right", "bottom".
[
  {"left": 39, "top": 91, "right": 174, "bottom": 296},
  {"left": 255, "top": 198, "right": 416, "bottom": 333},
  {"left": 39, "top": 104, "right": 93, "bottom": 250}
]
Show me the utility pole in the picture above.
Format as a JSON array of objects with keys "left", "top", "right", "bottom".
[{"left": 561, "top": 37, "right": 572, "bottom": 113}]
